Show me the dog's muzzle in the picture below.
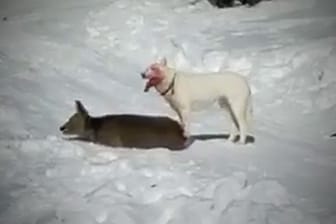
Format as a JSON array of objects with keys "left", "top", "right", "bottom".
[{"left": 141, "top": 72, "right": 147, "bottom": 79}]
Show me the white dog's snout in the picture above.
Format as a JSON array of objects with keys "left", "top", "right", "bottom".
[{"left": 141, "top": 72, "right": 147, "bottom": 79}]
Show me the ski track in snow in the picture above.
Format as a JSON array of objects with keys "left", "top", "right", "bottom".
[{"left": 0, "top": 0, "right": 336, "bottom": 223}]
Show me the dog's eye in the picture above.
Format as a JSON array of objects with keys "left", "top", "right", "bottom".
[
  {"left": 150, "top": 63, "right": 161, "bottom": 70},
  {"left": 151, "top": 66, "right": 160, "bottom": 72},
  {"left": 150, "top": 65, "right": 156, "bottom": 70}
]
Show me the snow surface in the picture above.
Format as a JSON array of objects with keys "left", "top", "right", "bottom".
[{"left": 0, "top": 0, "right": 336, "bottom": 223}]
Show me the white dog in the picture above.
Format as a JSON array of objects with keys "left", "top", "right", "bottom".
[{"left": 141, "top": 57, "right": 253, "bottom": 144}]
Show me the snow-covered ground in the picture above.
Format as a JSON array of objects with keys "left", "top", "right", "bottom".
[{"left": 0, "top": 0, "right": 336, "bottom": 223}]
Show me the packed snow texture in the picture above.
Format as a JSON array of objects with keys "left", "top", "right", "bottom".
[{"left": 0, "top": 0, "right": 336, "bottom": 223}]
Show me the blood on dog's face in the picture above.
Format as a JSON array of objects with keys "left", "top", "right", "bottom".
[{"left": 142, "top": 63, "right": 165, "bottom": 92}]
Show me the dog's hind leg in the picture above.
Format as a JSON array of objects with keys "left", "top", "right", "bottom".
[
  {"left": 219, "top": 97, "right": 238, "bottom": 142},
  {"left": 230, "top": 98, "right": 248, "bottom": 144},
  {"left": 245, "top": 96, "right": 253, "bottom": 134}
]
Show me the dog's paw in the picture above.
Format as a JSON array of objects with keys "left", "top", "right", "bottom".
[
  {"left": 179, "top": 123, "right": 189, "bottom": 137},
  {"left": 226, "top": 138, "right": 250, "bottom": 147},
  {"left": 237, "top": 140, "right": 255, "bottom": 147},
  {"left": 227, "top": 135, "right": 236, "bottom": 142},
  {"left": 182, "top": 137, "right": 194, "bottom": 148},
  {"left": 182, "top": 129, "right": 191, "bottom": 138}
]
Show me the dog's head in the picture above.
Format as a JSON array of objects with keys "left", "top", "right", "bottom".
[
  {"left": 59, "top": 100, "right": 89, "bottom": 136},
  {"left": 141, "top": 57, "right": 169, "bottom": 92}
]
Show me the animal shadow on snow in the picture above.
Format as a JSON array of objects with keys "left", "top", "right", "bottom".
[
  {"left": 60, "top": 101, "right": 254, "bottom": 151},
  {"left": 192, "top": 133, "right": 255, "bottom": 144}
]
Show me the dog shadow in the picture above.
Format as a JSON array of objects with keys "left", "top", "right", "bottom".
[
  {"left": 191, "top": 133, "right": 255, "bottom": 144},
  {"left": 63, "top": 114, "right": 254, "bottom": 151}
]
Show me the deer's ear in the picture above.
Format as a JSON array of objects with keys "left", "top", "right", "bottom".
[
  {"left": 75, "top": 100, "right": 88, "bottom": 116},
  {"left": 159, "top": 57, "right": 167, "bottom": 66}
]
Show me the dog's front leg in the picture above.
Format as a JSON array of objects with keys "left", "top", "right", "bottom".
[
  {"left": 168, "top": 101, "right": 182, "bottom": 123},
  {"left": 179, "top": 108, "right": 190, "bottom": 138},
  {"left": 172, "top": 108, "right": 185, "bottom": 129},
  {"left": 168, "top": 99, "right": 190, "bottom": 137}
]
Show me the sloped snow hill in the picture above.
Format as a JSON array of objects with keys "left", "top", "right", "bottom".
[{"left": 0, "top": 0, "right": 336, "bottom": 223}]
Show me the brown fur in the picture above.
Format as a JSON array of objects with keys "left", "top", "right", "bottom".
[{"left": 60, "top": 101, "right": 187, "bottom": 150}]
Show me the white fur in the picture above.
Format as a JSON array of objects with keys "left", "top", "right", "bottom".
[{"left": 143, "top": 58, "right": 253, "bottom": 144}]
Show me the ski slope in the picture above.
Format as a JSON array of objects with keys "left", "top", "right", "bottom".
[{"left": 0, "top": 0, "right": 336, "bottom": 223}]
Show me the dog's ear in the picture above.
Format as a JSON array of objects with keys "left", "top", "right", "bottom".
[
  {"left": 75, "top": 100, "right": 88, "bottom": 116},
  {"left": 159, "top": 57, "right": 167, "bottom": 66}
]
